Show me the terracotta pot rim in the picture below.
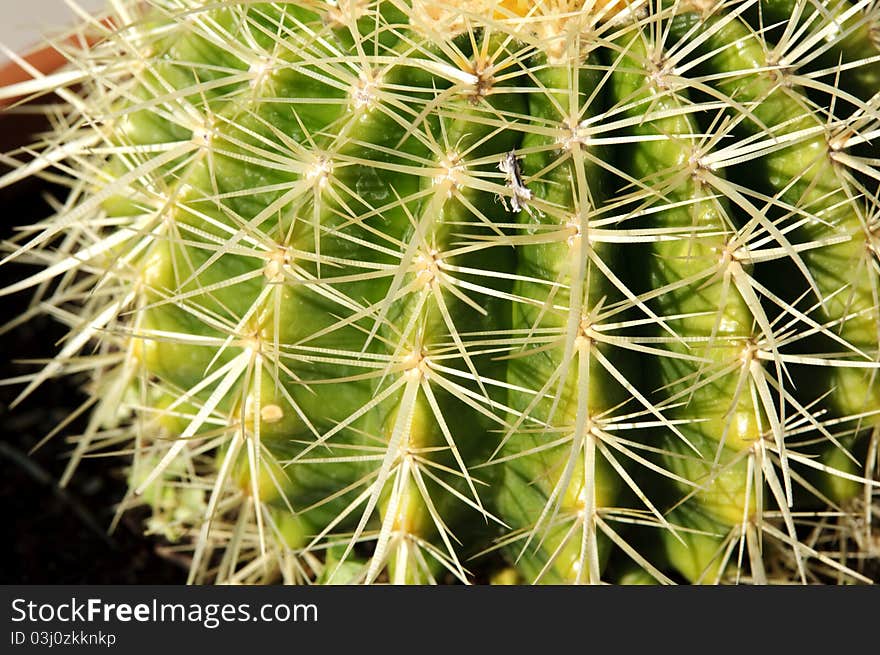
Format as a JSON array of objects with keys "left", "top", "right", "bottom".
[
  {"left": 0, "top": 13, "right": 120, "bottom": 107},
  {"left": 0, "top": 42, "right": 76, "bottom": 88}
]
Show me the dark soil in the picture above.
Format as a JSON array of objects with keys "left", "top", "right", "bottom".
[{"left": 0, "top": 106, "right": 184, "bottom": 584}]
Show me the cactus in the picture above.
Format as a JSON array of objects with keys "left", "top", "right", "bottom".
[{"left": 1, "top": 0, "right": 879, "bottom": 584}]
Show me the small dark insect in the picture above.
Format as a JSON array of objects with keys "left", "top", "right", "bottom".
[{"left": 498, "top": 150, "right": 534, "bottom": 215}]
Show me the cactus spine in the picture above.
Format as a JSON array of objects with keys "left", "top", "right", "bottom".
[{"left": 1, "top": 0, "right": 879, "bottom": 583}]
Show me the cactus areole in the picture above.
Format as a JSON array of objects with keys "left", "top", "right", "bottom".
[{"left": 1, "top": 0, "right": 879, "bottom": 584}]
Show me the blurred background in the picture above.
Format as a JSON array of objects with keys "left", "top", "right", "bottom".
[
  {"left": 0, "top": 0, "right": 105, "bottom": 63},
  {"left": 0, "top": 0, "right": 185, "bottom": 584}
]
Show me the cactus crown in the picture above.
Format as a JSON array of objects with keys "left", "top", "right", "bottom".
[{"left": 1, "top": 0, "right": 879, "bottom": 584}]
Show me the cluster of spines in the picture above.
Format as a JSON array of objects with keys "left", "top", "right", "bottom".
[{"left": 0, "top": 0, "right": 878, "bottom": 584}]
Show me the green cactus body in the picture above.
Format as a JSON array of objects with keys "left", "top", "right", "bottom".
[
  {"left": 609, "top": 28, "right": 764, "bottom": 582},
  {"left": 2, "top": 0, "right": 879, "bottom": 584},
  {"left": 497, "top": 55, "right": 624, "bottom": 584},
  {"left": 126, "top": 6, "right": 532, "bottom": 583},
  {"left": 758, "top": 0, "right": 880, "bottom": 99},
  {"left": 691, "top": 13, "right": 877, "bottom": 509}
]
